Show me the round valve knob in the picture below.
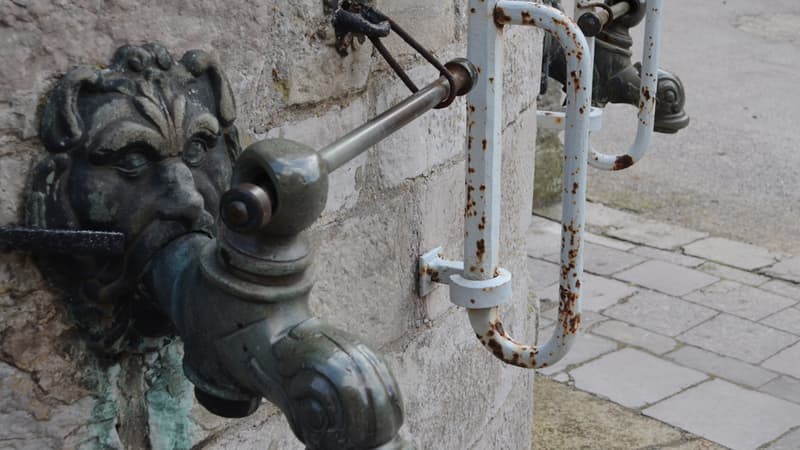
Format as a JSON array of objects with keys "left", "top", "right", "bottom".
[{"left": 220, "top": 183, "right": 273, "bottom": 234}]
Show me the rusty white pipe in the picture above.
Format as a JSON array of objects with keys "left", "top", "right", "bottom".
[
  {"left": 587, "top": 0, "right": 664, "bottom": 170},
  {"left": 465, "top": 0, "right": 591, "bottom": 368}
]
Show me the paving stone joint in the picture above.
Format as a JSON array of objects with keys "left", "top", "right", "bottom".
[{"left": 528, "top": 205, "right": 800, "bottom": 450}]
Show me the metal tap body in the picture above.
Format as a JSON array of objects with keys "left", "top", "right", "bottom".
[{"left": 543, "top": 0, "right": 689, "bottom": 133}]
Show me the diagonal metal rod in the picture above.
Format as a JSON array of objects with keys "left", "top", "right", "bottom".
[
  {"left": 318, "top": 59, "right": 475, "bottom": 172},
  {"left": 368, "top": 36, "right": 419, "bottom": 93}
]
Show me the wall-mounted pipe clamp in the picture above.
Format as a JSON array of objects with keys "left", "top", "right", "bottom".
[{"left": 419, "top": 248, "right": 512, "bottom": 309}]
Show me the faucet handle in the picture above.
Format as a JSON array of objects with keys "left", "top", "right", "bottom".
[{"left": 220, "top": 183, "right": 274, "bottom": 234}]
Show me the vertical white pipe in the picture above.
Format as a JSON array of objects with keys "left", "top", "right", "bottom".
[
  {"left": 464, "top": 1, "right": 593, "bottom": 368},
  {"left": 463, "top": 0, "right": 505, "bottom": 281}
]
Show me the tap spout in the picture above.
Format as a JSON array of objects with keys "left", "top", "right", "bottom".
[{"left": 143, "top": 139, "right": 412, "bottom": 449}]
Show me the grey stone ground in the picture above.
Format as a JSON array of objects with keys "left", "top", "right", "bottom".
[
  {"left": 530, "top": 203, "right": 800, "bottom": 450},
  {"left": 530, "top": 2, "right": 800, "bottom": 448}
]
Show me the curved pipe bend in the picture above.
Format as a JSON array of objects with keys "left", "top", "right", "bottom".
[
  {"left": 588, "top": 0, "right": 664, "bottom": 171},
  {"left": 467, "top": 1, "right": 592, "bottom": 368}
]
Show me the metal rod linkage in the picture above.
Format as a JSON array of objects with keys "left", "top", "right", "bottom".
[
  {"left": 577, "top": 1, "right": 630, "bottom": 36},
  {"left": 319, "top": 59, "right": 476, "bottom": 173}
]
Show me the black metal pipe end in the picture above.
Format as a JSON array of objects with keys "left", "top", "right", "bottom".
[
  {"left": 577, "top": 13, "right": 604, "bottom": 37},
  {"left": 445, "top": 58, "right": 479, "bottom": 97},
  {"left": 434, "top": 58, "right": 479, "bottom": 109},
  {"left": 195, "top": 387, "right": 260, "bottom": 418}
]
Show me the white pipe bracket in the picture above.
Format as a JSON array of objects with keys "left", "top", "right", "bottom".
[
  {"left": 418, "top": 247, "right": 463, "bottom": 297},
  {"left": 419, "top": 247, "right": 512, "bottom": 309},
  {"left": 537, "top": 107, "right": 604, "bottom": 132},
  {"left": 449, "top": 269, "right": 512, "bottom": 309}
]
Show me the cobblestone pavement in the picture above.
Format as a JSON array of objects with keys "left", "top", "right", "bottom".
[{"left": 531, "top": 203, "right": 800, "bottom": 450}]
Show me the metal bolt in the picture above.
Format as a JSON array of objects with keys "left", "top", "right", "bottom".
[
  {"left": 224, "top": 201, "right": 249, "bottom": 226},
  {"left": 220, "top": 183, "right": 273, "bottom": 233}
]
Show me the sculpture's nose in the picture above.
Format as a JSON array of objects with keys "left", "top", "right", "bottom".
[{"left": 155, "top": 159, "right": 208, "bottom": 229}]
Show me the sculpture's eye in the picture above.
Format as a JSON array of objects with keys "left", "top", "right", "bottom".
[
  {"left": 112, "top": 151, "right": 150, "bottom": 177},
  {"left": 184, "top": 134, "right": 215, "bottom": 167}
]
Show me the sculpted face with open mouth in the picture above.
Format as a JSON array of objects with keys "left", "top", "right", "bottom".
[{"left": 30, "top": 44, "right": 239, "bottom": 353}]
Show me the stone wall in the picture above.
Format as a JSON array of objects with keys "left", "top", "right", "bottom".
[
  {"left": 533, "top": 78, "right": 565, "bottom": 209},
  {"left": 0, "top": 1, "right": 542, "bottom": 448}
]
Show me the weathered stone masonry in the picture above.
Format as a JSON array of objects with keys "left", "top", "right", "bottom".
[{"left": 0, "top": 1, "right": 541, "bottom": 448}]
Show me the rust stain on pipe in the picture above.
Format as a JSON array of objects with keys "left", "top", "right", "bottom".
[
  {"left": 613, "top": 154, "right": 634, "bottom": 170},
  {"left": 493, "top": 7, "right": 512, "bottom": 26}
]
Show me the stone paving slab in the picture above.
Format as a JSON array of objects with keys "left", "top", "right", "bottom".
[
  {"left": 760, "top": 376, "right": 800, "bottom": 405},
  {"left": 767, "top": 427, "right": 800, "bottom": 450},
  {"left": 543, "top": 242, "right": 646, "bottom": 276},
  {"left": 584, "top": 231, "right": 637, "bottom": 251},
  {"left": 574, "top": 202, "right": 709, "bottom": 250},
  {"left": 629, "top": 245, "right": 705, "bottom": 268},
  {"left": 583, "top": 243, "right": 647, "bottom": 275},
  {"left": 526, "top": 217, "right": 562, "bottom": 258},
  {"left": 761, "top": 307, "right": 800, "bottom": 336},
  {"left": 762, "top": 342, "right": 800, "bottom": 379},
  {"left": 605, "top": 222, "right": 708, "bottom": 251},
  {"left": 581, "top": 201, "right": 642, "bottom": 229},
  {"left": 550, "top": 372, "right": 570, "bottom": 383},
  {"left": 669, "top": 440, "right": 728, "bottom": 450},
  {"left": 536, "top": 332, "right": 617, "bottom": 376},
  {"left": 763, "top": 256, "right": 800, "bottom": 283},
  {"left": 529, "top": 206, "right": 800, "bottom": 450},
  {"left": 615, "top": 260, "right": 719, "bottom": 297},
  {"left": 666, "top": 346, "right": 778, "bottom": 388},
  {"left": 592, "top": 320, "right": 677, "bottom": 355},
  {"left": 696, "top": 261, "right": 770, "bottom": 287},
  {"left": 643, "top": 379, "right": 800, "bottom": 450},
  {"left": 678, "top": 314, "right": 799, "bottom": 364},
  {"left": 760, "top": 279, "right": 800, "bottom": 300},
  {"left": 604, "top": 290, "right": 718, "bottom": 337},
  {"left": 684, "top": 280, "right": 796, "bottom": 321},
  {"left": 684, "top": 237, "right": 779, "bottom": 271},
  {"left": 570, "top": 348, "right": 707, "bottom": 409},
  {"left": 539, "top": 273, "right": 638, "bottom": 312},
  {"left": 528, "top": 257, "right": 560, "bottom": 291},
  {"left": 540, "top": 307, "right": 606, "bottom": 329}
]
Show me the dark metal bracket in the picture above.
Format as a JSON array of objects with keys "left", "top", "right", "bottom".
[{"left": 332, "top": 1, "right": 459, "bottom": 108}]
